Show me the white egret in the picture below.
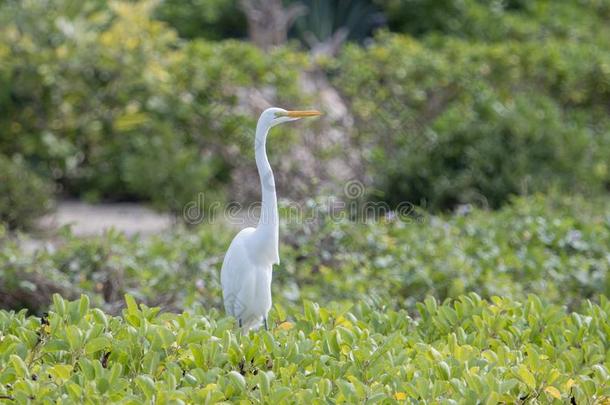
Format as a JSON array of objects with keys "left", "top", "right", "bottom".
[{"left": 221, "top": 107, "right": 321, "bottom": 330}]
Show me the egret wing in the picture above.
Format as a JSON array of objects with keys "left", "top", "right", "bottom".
[{"left": 220, "top": 227, "right": 256, "bottom": 318}]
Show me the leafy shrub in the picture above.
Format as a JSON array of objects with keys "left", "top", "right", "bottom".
[
  {"left": 1, "top": 194, "right": 608, "bottom": 314},
  {"left": 0, "top": 155, "right": 53, "bottom": 230},
  {"left": 377, "top": 92, "right": 593, "bottom": 209},
  {"left": 1, "top": 192, "right": 609, "bottom": 401},
  {"left": 154, "top": 0, "right": 246, "bottom": 40},
  {"left": 121, "top": 126, "right": 226, "bottom": 213},
  {"left": 0, "top": 293, "right": 608, "bottom": 402},
  {"left": 375, "top": 0, "right": 610, "bottom": 42},
  {"left": 278, "top": 193, "right": 610, "bottom": 310},
  {"left": 376, "top": 0, "right": 485, "bottom": 37},
  {"left": 1, "top": 0, "right": 609, "bottom": 215},
  {"left": 0, "top": 0, "right": 183, "bottom": 202},
  {"left": 331, "top": 34, "right": 610, "bottom": 209},
  {"left": 0, "top": 0, "right": 307, "bottom": 213}
]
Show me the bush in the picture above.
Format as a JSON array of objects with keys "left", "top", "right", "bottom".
[
  {"left": 375, "top": 0, "right": 610, "bottom": 42},
  {"left": 278, "top": 193, "right": 610, "bottom": 310},
  {"left": 331, "top": 34, "right": 610, "bottom": 209},
  {"left": 1, "top": 0, "right": 609, "bottom": 214},
  {"left": 0, "top": 293, "right": 608, "bottom": 402},
  {"left": 0, "top": 0, "right": 307, "bottom": 213},
  {"left": 154, "top": 0, "right": 246, "bottom": 40},
  {"left": 0, "top": 193, "right": 608, "bottom": 400},
  {"left": 0, "top": 155, "right": 53, "bottom": 230},
  {"left": 375, "top": 92, "right": 594, "bottom": 209},
  {"left": 1, "top": 194, "right": 608, "bottom": 314}
]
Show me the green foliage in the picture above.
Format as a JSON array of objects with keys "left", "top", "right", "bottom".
[
  {"left": 331, "top": 33, "right": 610, "bottom": 209},
  {"left": 375, "top": 0, "right": 610, "bottom": 42},
  {"left": 154, "top": 0, "right": 383, "bottom": 46},
  {"left": 2, "top": 0, "right": 609, "bottom": 213},
  {"left": 377, "top": 0, "right": 485, "bottom": 37},
  {"left": 0, "top": 225, "right": 232, "bottom": 314},
  {"left": 278, "top": 193, "right": 610, "bottom": 311},
  {"left": 1, "top": 194, "right": 608, "bottom": 315},
  {"left": 0, "top": 155, "right": 53, "bottom": 230},
  {"left": 0, "top": 293, "right": 609, "bottom": 402},
  {"left": 1, "top": 2, "right": 609, "bottom": 401},
  {"left": 0, "top": 0, "right": 306, "bottom": 212},
  {"left": 154, "top": 0, "right": 246, "bottom": 40},
  {"left": 0, "top": 0, "right": 185, "bottom": 203}
]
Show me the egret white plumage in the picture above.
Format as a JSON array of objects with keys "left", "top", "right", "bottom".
[{"left": 221, "top": 107, "right": 321, "bottom": 330}]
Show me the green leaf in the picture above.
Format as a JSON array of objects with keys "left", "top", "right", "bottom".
[
  {"left": 191, "top": 344, "right": 205, "bottom": 368},
  {"left": 135, "top": 375, "right": 156, "bottom": 399},
  {"left": 85, "top": 336, "right": 111, "bottom": 355},
  {"left": 125, "top": 294, "right": 138, "bottom": 316},
  {"left": 66, "top": 382, "right": 83, "bottom": 399},
  {"left": 43, "top": 339, "right": 70, "bottom": 352},
  {"left": 49, "top": 364, "right": 73, "bottom": 382},
  {"left": 258, "top": 371, "right": 271, "bottom": 396},
  {"left": 274, "top": 303, "right": 287, "bottom": 321},
  {"left": 78, "top": 294, "right": 90, "bottom": 319},
  {"left": 438, "top": 361, "right": 451, "bottom": 380},
  {"left": 227, "top": 371, "right": 246, "bottom": 392},
  {"left": 337, "top": 379, "right": 357, "bottom": 399},
  {"left": 53, "top": 294, "right": 66, "bottom": 316},
  {"left": 66, "top": 325, "right": 83, "bottom": 350},
  {"left": 516, "top": 365, "right": 536, "bottom": 390},
  {"left": 108, "top": 363, "right": 123, "bottom": 386},
  {"left": 271, "top": 387, "right": 292, "bottom": 403},
  {"left": 97, "top": 377, "right": 110, "bottom": 394},
  {"left": 10, "top": 354, "right": 28, "bottom": 378},
  {"left": 91, "top": 308, "right": 108, "bottom": 329}
]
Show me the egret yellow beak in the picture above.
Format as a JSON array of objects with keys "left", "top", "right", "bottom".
[{"left": 283, "top": 110, "right": 322, "bottom": 118}]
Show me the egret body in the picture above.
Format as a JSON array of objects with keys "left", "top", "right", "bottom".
[{"left": 221, "top": 107, "right": 321, "bottom": 330}]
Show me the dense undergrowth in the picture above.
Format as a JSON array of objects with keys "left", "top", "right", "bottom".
[
  {"left": 1, "top": 191, "right": 609, "bottom": 403},
  {"left": 1, "top": 194, "right": 608, "bottom": 315},
  {"left": 0, "top": 293, "right": 609, "bottom": 403},
  {"left": 1, "top": 1, "right": 609, "bottom": 401}
]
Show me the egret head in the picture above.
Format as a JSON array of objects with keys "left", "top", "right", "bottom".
[{"left": 260, "top": 107, "right": 322, "bottom": 128}]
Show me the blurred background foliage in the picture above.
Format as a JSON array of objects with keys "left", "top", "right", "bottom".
[
  {"left": 0, "top": 0, "right": 608, "bottom": 225},
  {"left": 0, "top": 155, "right": 53, "bottom": 231},
  {"left": 2, "top": 193, "right": 608, "bottom": 315},
  {"left": 155, "top": 0, "right": 247, "bottom": 40},
  {"left": 333, "top": 33, "right": 610, "bottom": 208}
]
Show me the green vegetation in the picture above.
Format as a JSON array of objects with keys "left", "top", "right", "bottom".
[
  {"left": 0, "top": 0, "right": 305, "bottom": 216},
  {"left": 376, "top": 0, "right": 610, "bottom": 41},
  {"left": 1, "top": 0, "right": 608, "bottom": 218},
  {"left": 332, "top": 33, "right": 610, "bottom": 208},
  {"left": 1, "top": 194, "right": 608, "bottom": 315},
  {"left": 0, "top": 155, "right": 53, "bottom": 231},
  {"left": 3, "top": 194, "right": 607, "bottom": 402},
  {"left": 154, "top": 0, "right": 246, "bottom": 40},
  {"left": 1, "top": 293, "right": 608, "bottom": 403},
  {"left": 2, "top": 0, "right": 609, "bottom": 402}
]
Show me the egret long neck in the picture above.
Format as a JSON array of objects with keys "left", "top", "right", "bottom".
[{"left": 254, "top": 120, "right": 280, "bottom": 264}]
